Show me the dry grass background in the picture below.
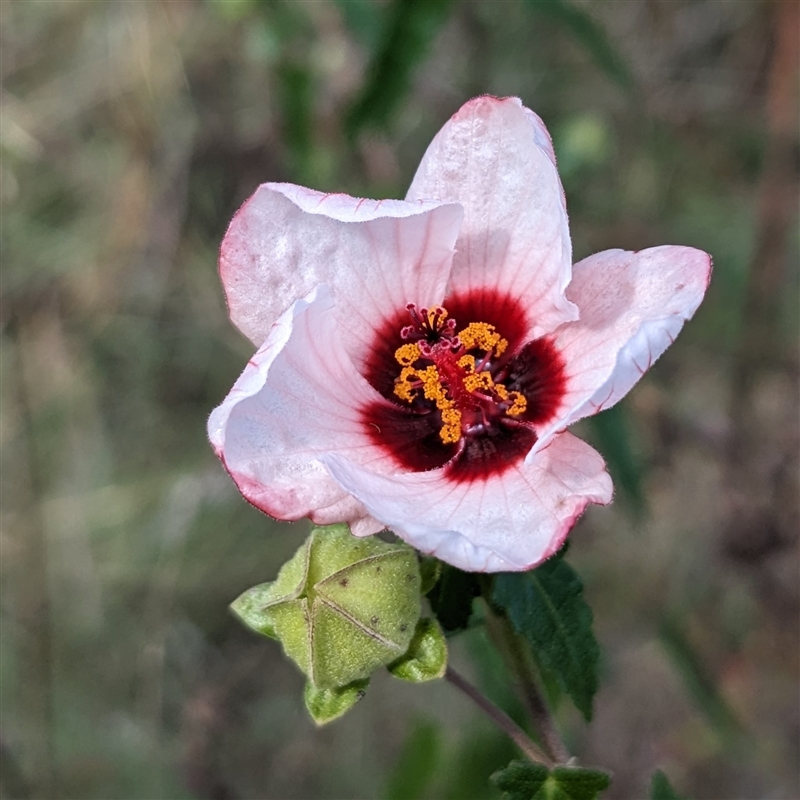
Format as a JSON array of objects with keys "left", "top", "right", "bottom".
[{"left": 1, "top": 1, "right": 798, "bottom": 798}]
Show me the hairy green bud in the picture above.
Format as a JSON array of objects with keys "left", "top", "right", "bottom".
[{"left": 231, "top": 524, "right": 422, "bottom": 690}]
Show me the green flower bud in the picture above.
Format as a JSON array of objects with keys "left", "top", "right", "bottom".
[{"left": 231, "top": 524, "right": 422, "bottom": 689}]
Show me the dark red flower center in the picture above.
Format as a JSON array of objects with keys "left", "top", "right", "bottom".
[
  {"left": 362, "top": 290, "right": 567, "bottom": 482},
  {"left": 391, "top": 304, "right": 528, "bottom": 444}
]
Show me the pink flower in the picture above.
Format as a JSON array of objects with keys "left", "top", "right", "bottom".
[{"left": 208, "top": 96, "right": 711, "bottom": 573}]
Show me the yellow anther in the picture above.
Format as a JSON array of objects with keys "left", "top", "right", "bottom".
[
  {"left": 457, "top": 354, "right": 476, "bottom": 372},
  {"left": 393, "top": 366, "right": 419, "bottom": 402},
  {"left": 394, "top": 342, "right": 422, "bottom": 367},
  {"left": 415, "top": 366, "right": 444, "bottom": 405},
  {"left": 439, "top": 407, "right": 462, "bottom": 444},
  {"left": 458, "top": 322, "right": 508, "bottom": 357},
  {"left": 507, "top": 391, "right": 527, "bottom": 417},
  {"left": 391, "top": 314, "right": 519, "bottom": 445},
  {"left": 463, "top": 371, "right": 495, "bottom": 393}
]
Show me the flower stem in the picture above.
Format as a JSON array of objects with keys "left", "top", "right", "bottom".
[
  {"left": 482, "top": 596, "right": 570, "bottom": 764},
  {"left": 444, "top": 666, "right": 553, "bottom": 767}
]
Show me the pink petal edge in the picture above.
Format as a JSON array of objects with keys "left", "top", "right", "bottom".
[
  {"left": 220, "top": 184, "right": 463, "bottom": 372},
  {"left": 322, "top": 431, "right": 613, "bottom": 573},
  {"left": 208, "top": 284, "right": 402, "bottom": 533},
  {"left": 531, "top": 245, "right": 712, "bottom": 453}
]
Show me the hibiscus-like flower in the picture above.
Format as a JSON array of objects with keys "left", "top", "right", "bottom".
[{"left": 208, "top": 96, "right": 710, "bottom": 572}]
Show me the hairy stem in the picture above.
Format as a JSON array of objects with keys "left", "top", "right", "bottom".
[
  {"left": 445, "top": 666, "right": 553, "bottom": 767},
  {"left": 482, "top": 593, "right": 570, "bottom": 764}
]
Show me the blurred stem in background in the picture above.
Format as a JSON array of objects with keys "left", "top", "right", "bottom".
[
  {"left": 723, "top": 0, "right": 799, "bottom": 561},
  {"left": 6, "top": 316, "right": 56, "bottom": 800},
  {"left": 346, "top": 0, "right": 455, "bottom": 137}
]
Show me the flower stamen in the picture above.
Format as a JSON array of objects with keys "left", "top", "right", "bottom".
[
  {"left": 392, "top": 306, "right": 526, "bottom": 443},
  {"left": 457, "top": 322, "right": 508, "bottom": 358}
]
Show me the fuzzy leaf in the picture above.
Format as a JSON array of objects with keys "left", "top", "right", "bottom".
[
  {"left": 304, "top": 678, "right": 369, "bottom": 725},
  {"left": 548, "top": 767, "right": 611, "bottom": 800},
  {"left": 492, "top": 552, "right": 599, "bottom": 720},
  {"left": 491, "top": 761, "right": 549, "bottom": 800},
  {"left": 388, "top": 618, "right": 447, "bottom": 682},
  {"left": 492, "top": 761, "right": 611, "bottom": 800}
]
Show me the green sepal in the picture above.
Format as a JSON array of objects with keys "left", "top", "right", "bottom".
[
  {"left": 388, "top": 618, "right": 447, "bottom": 683},
  {"left": 230, "top": 536, "right": 311, "bottom": 638},
  {"left": 491, "top": 760, "right": 611, "bottom": 800},
  {"left": 269, "top": 599, "right": 311, "bottom": 676},
  {"left": 419, "top": 556, "right": 442, "bottom": 595},
  {"left": 304, "top": 678, "right": 369, "bottom": 726},
  {"left": 230, "top": 582, "right": 279, "bottom": 639}
]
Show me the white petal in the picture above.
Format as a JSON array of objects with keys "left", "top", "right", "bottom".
[
  {"left": 208, "top": 285, "right": 397, "bottom": 531},
  {"left": 220, "top": 183, "right": 462, "bottom": 373},
  {"left": 406, "top": 96, "right": 577, "bottom": 338},
  {"left": 322, "top": 432, "right": 612, "bottom": 573},
  {"left": 533, "top": 246, "right": 712, "bottom": 450}
]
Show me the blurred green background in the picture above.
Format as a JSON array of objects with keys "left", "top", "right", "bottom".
[{"left": 1, "top": 1, "right": 798, "bottom": 798}]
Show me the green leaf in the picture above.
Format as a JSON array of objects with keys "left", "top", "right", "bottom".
[
  {"left": 492, "top": 761, "right": 611, "bottom": 800},
  {"left": 427, "top": 564, "right": 481, "bottom": 633},
  {"left": 383, "top": 718, "right": 440, "bottom": 800},
  {"left": 586, "top": 403, "right": 644, "bottom": 513},
  {"left": 388, "top": 618, "right": 447, "bottom": 682},
  {"left": 304, "top": 678, "right": 369, "bottom": 726},
  {"left": 346, "top": 0, "right": 454, "bottom": 136},
  {"left": 525, "top": 0, "right": 635, "bottom": 93},
  {"left": 492, "top": 553, "right": 599, "bottom": 720},
  {"left": 491, "top": 760, "right": 549, "bottom": 800},
  {"left": 650, "top": 770, "right": 685, "bottom": 800},
  {"left": 548, "top": 767, "right": 611, "bottom": 800}
]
